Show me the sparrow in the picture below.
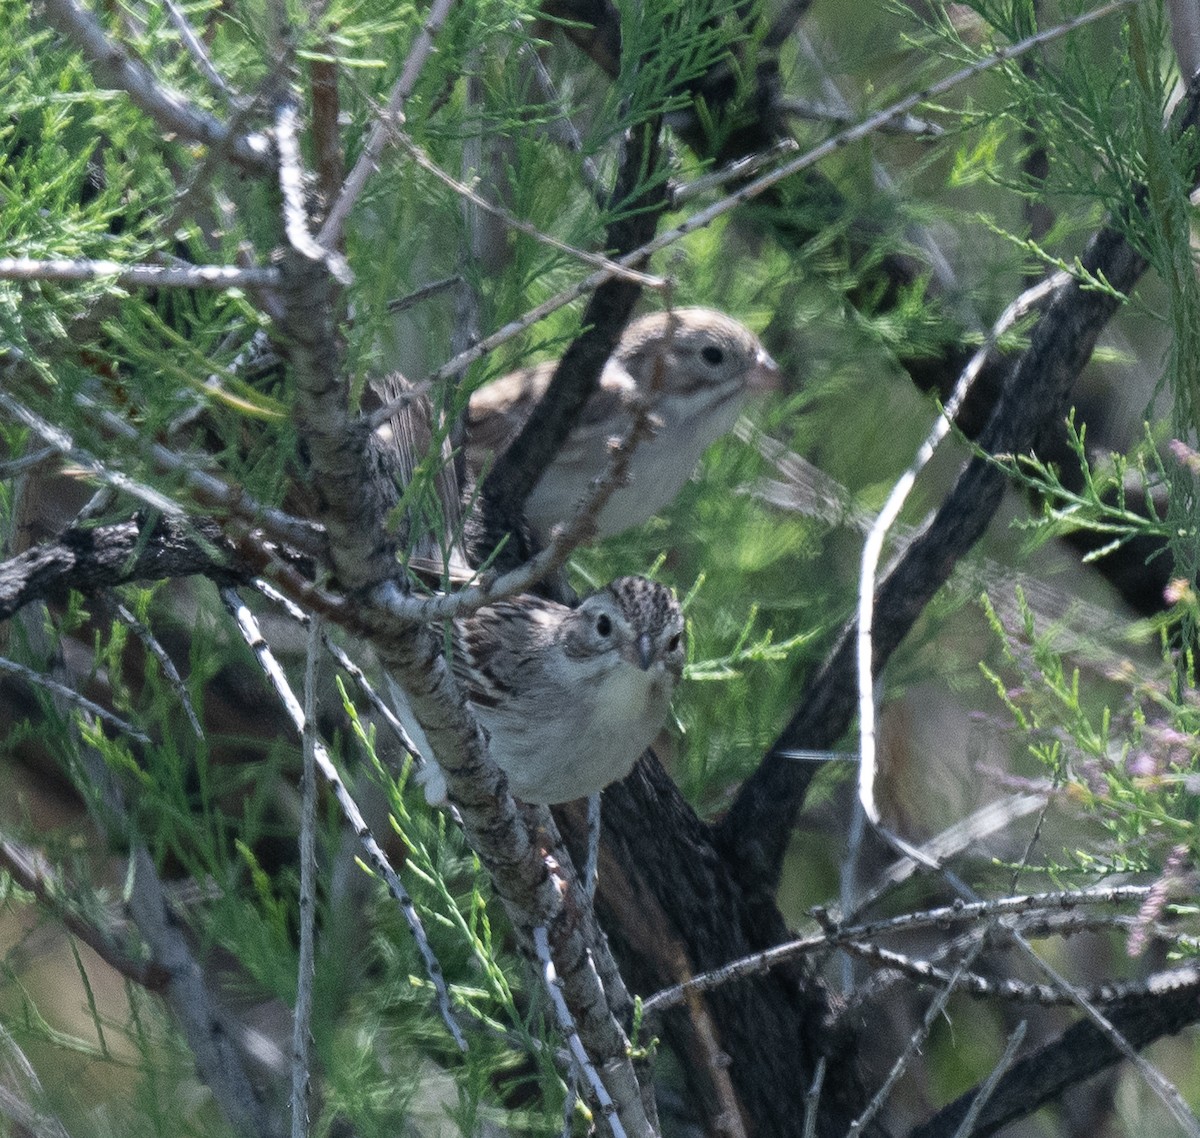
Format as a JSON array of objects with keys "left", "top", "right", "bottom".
[
  {"left": 465, "top": 308, "right": 779, "bottom": 539},
  {"left": 419, "top": 576, "right": 685, "bottom": 804}
]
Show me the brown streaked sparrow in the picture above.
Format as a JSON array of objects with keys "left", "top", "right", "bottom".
[
  {"left": 466, "top": 308, "right": 779, "bottom": 539},
  {"left": 419, "top": 576, "right": 685, "bottom": 805}
]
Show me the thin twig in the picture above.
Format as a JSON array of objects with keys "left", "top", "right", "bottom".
[
  {"left": 319, "top": 0, "right": 456, "bottom": 248},
  {"left": 290, "top": 615, "right": 319, "bottom": 1138},
  {"left": 384, "top": 123, "right": 665, "bottom": 288},
  {"left": 387, "top": 275, "right": 462, "bottom": 314},
  {"left": 842, "top": 940, "right": 1200, "bottom": 1008},
  {"left": 383, "top": 1, "right": 1133, "bottom": 400},
  {"left": 0, "top": 447, "right": 57, "bottom": 479},
  {"left": 0, "top": 389, "right": 186, "bottom": 518},
  {"left": 776, "top": 96, "right": 944, "bottom": 136},
  {"left": 0, "top": 1023, "right": 74, "bottom": 1138},
  {"left": 0, "top": 655, "right": 151, "bottom": 743},
  {"left": 950, "top": 1021, "right": 1026, "bottom": 1138},
  {"left": 667, "top": 141, "right": 799, "bottom": 208},
  {"left": 848, "top": 937, "right": 988, "bottom": 1135},
  {"left": 642, "top": 884, "right": 1152, "bottom": 1016},
  {"left": 220, "top": 588, "right": 467, "bottom": 1050},
  {"left": 100, "top": 594, "right": 204, "bottom": 739},
  {"left": 1020, "top": 943, "right": 1200, "bottom": 1135},
  {"left": 72, "top": 391, "right": 323, "bottom": 554},
  {"left": 873, "top": 818, "right": 1200, "bottom": 1136},
  {"left": 251, "top": 579, "right": 429, "bottom": 768},
  {"left": 0, "top": 832, "right": 169, "bottom": 991},
  {"left": 42, "top": 0, "right": 271, "bottom": 173},
  {"left": 516, "top": 39, "right": 604, "bottom": 196},
  {"left": 856, "top": 273, "right": 1065, "bottom": 824},
  {"left": 161, "top": 0, "right": 234, "bottom": 96},
  {"left": 801, "top": 1057, "right": 825, "bottom": 1138},
  {"left": 533, "top": 926, "right": 627, "bottom": 1138},
  {"left": 0, "top": 383, "right": 322, "bottom": 557}
]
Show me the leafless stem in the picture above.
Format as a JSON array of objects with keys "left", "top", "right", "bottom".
[
  {"left": 384, "top": 123, "right": 665, "bottom": 288},
  {"left": 667, "top": 141, "right": 799, "bottom": 208},
  {"left": 318, "top": 0, "right": 456, "bottom": 248},
  {"left": 0, "top": 1023, "right": 74, "bottom": 1138},
  {"left": 387, "top": 275, "right": 462, "bottom": 315},
  {"left": 220, "top": 587, "right": 466, "bottom": 1049},
  {"left": 0, "top": 256, "right": 280, "bottom": 289},
  {"left": 849, "top": 937, "right": 987, "bottom": 1134},
  {"left": 950, "top": 1021, "right": 1026, "bottom": 1138},
  {"left": 642, "top": 885, "right": 1153, "bottom": 1016},
  {"left": 801, "top": 1057, "right": 825, "bottom": 1138},
  {"left": 0, "top": 446, "right": 57, "bottom": 480},
  {"left": 844, "top": 940, "right": 1200, "bottom": 1008},
  {"left": 251, "top": 579, "right": 430, "bottom": 770},
  {"left": 534, "top": 926, "right": 627, "bottom": 1138},
  {"left": 41, "top": 0, "right": 271, "bottom": 172},
  {"left": 516, "top": 39, "right": 604, "bottom": 197},
  {"left": 1020, "top": 942, "right": 1200, "bottom": 1134},
  {"left": 856, "top": 273, "right": 1065, "bottom": 825},
  {"left": 0, "top": 388, "right": 194, "bottom": 520},
  {"left": 162, "top": 0, "right": 234, "bottom": 96},
  {"left": 65, "top": 391, "right": 323, "bottom": 555},
  {"left": 100, "top": 593, "right": 204, "bottom": 738},
  {"left": 0, "top": 654, "right": 150, "bottom": 742},
  {"left": 776, "top": 96, "right": 943, "bottom": 136},
  {"left": 0, "top": 832, "right": 169, "bottom": 991},
  {"left": 290, "top": 616, "right": 319, "bottom": 1138}
]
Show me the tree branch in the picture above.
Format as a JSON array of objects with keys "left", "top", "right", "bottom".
[
  {"left": 718, "top": 72, "right": 1200, "bottom": 895},
  {"left": 274, "top": 244, "right": 656, "bottom": 1135},
  {"left": 475, "top": 118, "right": 666, "bottom": 566},
  {"left": 41, "top": 0, "right": 271, "bottom": 174},
  {"left": 0, "top": 515, "right": 240, "bottom": 621},
  {"left": 910, "top": 977, "right": 1200, "bottom": 1138}
]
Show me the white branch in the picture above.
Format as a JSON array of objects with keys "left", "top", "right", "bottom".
[
  {"left": 290, "top": 617, "right": 319, "bottom": 1138},
  {"left": 220, "top": 588, "right": 467, "bottom": 1050},
  {"left": 534, "top": 927, "right": 627, "bottom": 1138},
  {"left": 0, "top": 256, "right": 279, "bottom": 289},
  {"left": 856, "top": 273, "right": 1064, "bottom": 825}
]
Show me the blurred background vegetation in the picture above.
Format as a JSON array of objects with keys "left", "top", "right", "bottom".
[{"left": 3, "top": 0, "right": 1200, "bottom": 1134}]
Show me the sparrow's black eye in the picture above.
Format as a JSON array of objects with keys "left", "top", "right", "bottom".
[
  {"left": 595, "top": 613, "right": 613, "bottom": 637},
  {"left": 667, "top": 633, "right": 682, "bottom": 652},
  {"left": 701, "top": 345, "right": 724, "bottom": 366}
]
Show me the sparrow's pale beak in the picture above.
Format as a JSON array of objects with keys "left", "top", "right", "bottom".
[
  {"left": 747, "top": 349, "right": 782, "bottom": 394},
  {"left": 637, "top": 631, "right": 654, "bottom": 670}
]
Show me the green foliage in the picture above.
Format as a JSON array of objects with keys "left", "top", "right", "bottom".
[
  {"left": 981, "top": 586, "right": 1200, "bottom": 889},
  {"left": 9, "top": 0, "right": 1200, "bottom": 1131},
  {"left": 995, "top": 412, "right": 1176, "bottom": 558}
]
